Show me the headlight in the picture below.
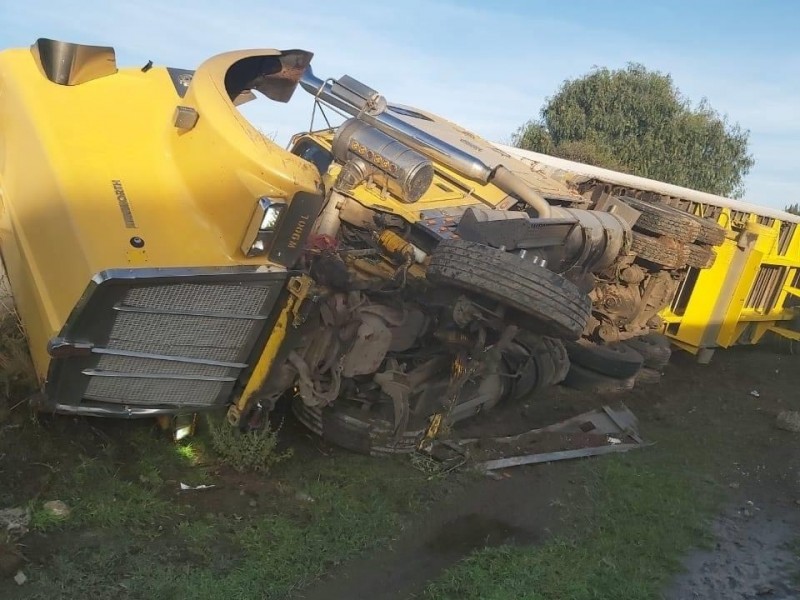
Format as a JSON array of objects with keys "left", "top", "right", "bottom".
[
  {"left": 241, "top": 197, "right": 286, "bottom": 257},
  {"left": 260, "top": 204, "right": 284, "bottom": 230}
]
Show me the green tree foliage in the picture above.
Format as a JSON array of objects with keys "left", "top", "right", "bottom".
[
  {"left": 513, "top": 63, "right": 754, "bottom": 198},
  {"left": 786, "top": 203, "right": 800, "bottom": 216}
]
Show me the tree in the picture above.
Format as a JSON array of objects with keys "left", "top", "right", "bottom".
[
  {"left": 513, "top": 64, "right": 754, "bottom": 198},
  {"left": 786, "top": 203, "right": 800, "bottom": 216}
]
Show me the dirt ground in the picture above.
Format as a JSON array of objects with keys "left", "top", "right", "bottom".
[
  {"left": 298, "top": 340, "right": 800, "bottom": 599},
  {"left": 1, "top": 339, "right": 799, "bottom": 599}
]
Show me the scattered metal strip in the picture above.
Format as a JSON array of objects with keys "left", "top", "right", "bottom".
[
  {"left": 478, "top": 443, "right": 645, "bottom": 472},
  {"left": 461, "top": 404, "right": 640, "bottom": 446}
]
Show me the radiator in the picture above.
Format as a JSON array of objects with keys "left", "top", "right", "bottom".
[{"left": 45, "top": 267, "right": 287, "bottom": 416}]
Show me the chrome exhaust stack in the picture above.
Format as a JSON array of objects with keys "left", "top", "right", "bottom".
[{"left": 300, "top": 68, "right": 551, "bottom": 217}]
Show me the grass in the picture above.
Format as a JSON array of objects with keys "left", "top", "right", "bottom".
[
  {"left": 11, "top": 455, "right": 443, "bottom": 599},
  {"left": 0, "top": 308, "right": 37, "bottom": 417},
  {"left": 28, "top": 503, "right": 69, "bottom": 531},
  {"left": 424, "top": 430, "right": 719, "bottom": 600},
  {"left": 1, "top": 368, "right": 723, "bottom": 600},
  {"left": 2, "top": 332, "right": 791, "bottom": 599},
  {"left": 1, "top": 410, "right": 451, "bottom": 599}
]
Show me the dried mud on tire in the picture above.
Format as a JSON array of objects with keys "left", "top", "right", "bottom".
[
  {"left": 693, "top": 217, "right": 727, "bottom": 246},
  {"left": 621, "top": 195, "right": 701, "bottom": 244},
  {"left": 631, "top": 232, "right": 686, "bottom": 269},
  {"left": 685, "top": 242, "right": 717, "bottom": 269}
]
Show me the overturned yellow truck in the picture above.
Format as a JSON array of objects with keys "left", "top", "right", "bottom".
[{"left": 0, "top": 40, "right": 797, "bottom": 453}]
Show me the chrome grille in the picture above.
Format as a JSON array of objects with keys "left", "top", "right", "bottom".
[
  {"left": 86, "top": 283, "right": 270, "bottom": 406},
  {"left": 48, "top": 268, "right": 287, "bottom": 411},
  {"left": 103, "top": 339, "right": 243, "bottom": 363},
  {"left": 108, "top": 312, "right": 254, "bottom": 352},
  {"left": 123, "top": 283, "right": 272, "bottom": 315},
  {"left": 92, "top": 354, "right": 234, "bottom": 378}
]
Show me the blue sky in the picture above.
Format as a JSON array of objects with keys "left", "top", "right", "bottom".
[{"left": 2, "top": 0, "right": 798, "bottom": 209}]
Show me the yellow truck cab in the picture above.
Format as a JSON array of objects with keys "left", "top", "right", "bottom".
[{"left": 0, "top": 39, "right": 323, "bottom": 416}]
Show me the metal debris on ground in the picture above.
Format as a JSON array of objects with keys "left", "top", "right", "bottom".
[
  {"left": 750, "top": 390, "right": 761, "bottom": 398},
  {"left": 474, "top": 405, "right": 648, "bottom": 472},
  {"left": 179, "top": 483, "right": 216, "bottom": 491},
  {"left": 478, "top": 443, "right": 644, "bottom": 471},
  {"left": 413, "top": 439, "right": 469, "bottom": 478},
  {"left": 415, "top": 404, "right": 649, "bottom": 474},
  {"left": 0, "top": 507, "right": 30, "bottom": 536},
  {"left": 477, "top": 404, "right": 644, "bottom": 445}
]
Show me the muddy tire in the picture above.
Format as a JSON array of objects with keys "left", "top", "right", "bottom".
[
  {"left": 635, "top": 367, "right": 662, "bottom": 386},
  {"left": 631, "top": 232, "right": 686, "bottom": 269},
  {"left": 565, "top": 340, "right": 643, "bottom": 378},
  {"left": 621, "top": 196, "right": 701, "bottom": 244},
  {"left": 428, "top": 239, "right": 591, "bottom": 340},
  {"left": 684, "top": 243, "right": 717, "bottom": 269},
  {"left": 562, "top": 362, "right": 635, "bottom": 393},
  {"left": 623, "top": 333, "right": 671, "bottom": 370},
  {"left": 508, "top": 334, "right": 570, "bottom": 400},
  {"left": 693, "top": 217, "right": 727, "bottom": 246}
]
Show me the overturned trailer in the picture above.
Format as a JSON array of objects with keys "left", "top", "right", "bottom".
[
  {"left": 0, "top": 39, "right": 796, "bottom": 453},
  {"left": 495, "top": 145, "right": 800, "bottom": 361}
]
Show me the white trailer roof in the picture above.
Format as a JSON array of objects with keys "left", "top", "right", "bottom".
[{"left": 493, "top": 143, "right": 800, "bottom": 225}]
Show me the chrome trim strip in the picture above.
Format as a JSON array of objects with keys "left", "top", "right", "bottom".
[
  {"left": 112, "top": 303, "right": 269, "bottom": 320},
  {"left": 91, "top": 265, "right": 287, "bottom": 286},
  {"left": 81, "top": 369, "right": 237, "bottom": 382},
  {"left": 44, "top": 403, "right": 212, "bottom": 418},
  {"left": 90, "top": 347, "right": 247, "bottom": 368}
]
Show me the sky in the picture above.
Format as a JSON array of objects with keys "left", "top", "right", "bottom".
[{"left": 1, "top": 0, "right": 798, "bottom": 209}]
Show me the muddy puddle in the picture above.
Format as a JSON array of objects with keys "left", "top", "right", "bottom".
[
  {"left": 425, "top": 514, "right": 535, "bottom": 555},
  {"left": 665, "top": 501, "right": 800, "bottom": 599}
]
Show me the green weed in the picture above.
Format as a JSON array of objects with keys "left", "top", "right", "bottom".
[
  {"left": 206, "top": 415, "right": 293, "bottom": 473},
  {"left": 0, "top": 309, "right": 37, "bottom": 409}
]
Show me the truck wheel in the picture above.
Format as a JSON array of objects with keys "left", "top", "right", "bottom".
[
  {"left": 692, "top": 217, "right": 726, "bottom": 246},
  {"left": 562, "top": 362, "right": 635, "bottom": 393},
  {"left": 621, "top": 196, "right": 701, "bottom": 244},
  {"left": 631, "top": 232, "right": 686, "bottom": 269},
  {"left": 292, "top": 397, "right": 424, "bottom": 456},
  {"left": 623, "top": 334, "right": 671, "bottom": 370},
  {"left": 508, "top": 333, "right": 570, "bottom": 400},
  {"left": 684, "top": 243, "right": 716, "bottom": 269},
  {"left": 428, "top": 239, "right": 591, "bottom": 340},
  {"left": 564, "top": 340, "right": 643, "bottom": 378}
]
